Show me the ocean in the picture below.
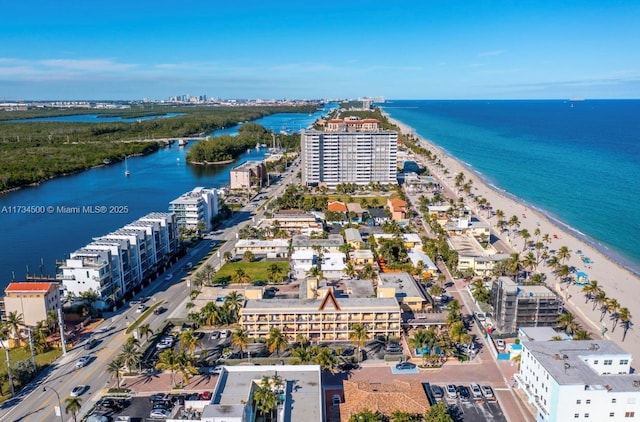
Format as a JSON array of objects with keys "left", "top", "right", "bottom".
[{"left": 382, "top": 100, "right": 640, "bottom": 274}]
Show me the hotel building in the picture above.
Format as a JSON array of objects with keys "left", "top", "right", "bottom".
[
  {"left": 516, "top": 340, "right": 640, "bottom": 421},
  {"left": 169, "top": 187, "right": 219, "bottom": 232},
  {"left": 300, "top": 118, "right": 398, "bottom": 188},
  {"left": 229, "top": 161, "right": 268, "bottom": 190}
]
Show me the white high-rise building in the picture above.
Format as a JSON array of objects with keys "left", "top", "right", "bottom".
[
  {"left": 516, "top": 340, "right": 640, "bottom": 421},
  {"left": 301, "top": 118, "right": 397, "bottom": 188},
  {"left": 169, "top": 187, "right": 219, "bottom": 232}
]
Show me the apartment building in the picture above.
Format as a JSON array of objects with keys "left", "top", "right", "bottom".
[
  {"left": 516, "top": 340, "right": 640, "bottom": 422},
  {"left": 58, "top": 213, "right": 178, "bottom": 307},
  {"left": 169, "top": 187, "right": 219, "bottom": 232},
  {"left": 3, "top": 282, "right": 61, "bottom": 327},
  {"left": 230, "top": 161, "right": 267, "bottom": 190},
  {"left": 491, "top": 277, "right": 563, "bottom": 334},
  {"left": 300, "top": 120, "right": 398, "bottom": 188},
  {"left": 378, "top": 272, "right": 428, "bottom": 312}
]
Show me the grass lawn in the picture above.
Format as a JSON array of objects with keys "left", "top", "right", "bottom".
[
  {"left": 212, "top": 261, "right": 289, "bottom": 284},
  {"left": 308, "top": 194, "right": 390, "bottom": 207},
  {"left": 0, "top": 347, "right": 63, "bottom": 402}
]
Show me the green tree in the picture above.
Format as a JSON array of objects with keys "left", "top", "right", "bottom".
[
  {"left": 106, "top": 357, "right": 124, "bottom": 388},
  {"left": 253, "top": 376, "right": 279, "bottom": 422},
  {"left": 231, "top": 327, "right": 250, "bottom": 357},
  {"left": 232, "top": 268, "right": 251, "bottom": 284},
  {"left": 291, "top": 346, "right": 314, "bottom": 364},
  {"left": 118, "top": 341, "right": 142, "bottom": 374},
  {"left": 266, "top": 263, "right": 286, "bottom": 284},
  {"left": 557, "top": 312, "right": 579, "bottom": 335},
  {"left": 243, "top": 250, "right": 255, "bottom": 262},
  {"left": 5, "top": 311, "right": 24, "bottom": 346},
  {"left": 64, "top": 396, "right": 83, "bottom": 422},
  {"left": 266, "top": 328, "right": 287, "bottom": 357},
  {"left": 619, "top": 307, "right": 632, "bottom": 341},
  {"left": 573, "top": 329, "right": 593, "bottom": 340},
  {"left": 179, "top": 329, "right": 202, "bottom": 354},
  {"left": 79, "top": 289, "right": 100, "bottom": 317},
  {"left": 348, "top": 323, "right": 369, "bottom": 362},
  {"left": 348, "top": 410, "right": 384, "bottom": 422},
  {"left": 423, "top": 402, "right": 454, "bottom": 422},
  {"left": 312, "top": 346, "right": 336, "bottom": 373},
  {"left": 138, "top": 323, "right": 154, "bottom": 341},
  {"left": 156, "top": 348, "right": 180, "bottom": 387}
]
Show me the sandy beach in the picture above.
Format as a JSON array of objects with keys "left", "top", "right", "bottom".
[{"left": 386, "top": 113, "right": 640, "bottom": 363}]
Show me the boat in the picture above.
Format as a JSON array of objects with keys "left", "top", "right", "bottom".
[
  {"left": 124, "top": 156, "right": 130, "bottom": 176},
  {"left": 103, "top": 158, "right": 111, "bottom": 165},
  {"left": 178, "top": 139, "right": 188, "bottom": 147}
]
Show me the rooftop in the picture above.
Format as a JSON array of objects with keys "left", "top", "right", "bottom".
[
  {"left": 378, "top": 272, "right": 426, "bottom": 300},
  {"left": 5, "top": 282, "right": 58, "bottom": 293},
  {"left": 522, "top": 340, "right": 640, "bottom": 391},
  {"left": 339, "top": 379, "right": 429, "bottom": 420}
]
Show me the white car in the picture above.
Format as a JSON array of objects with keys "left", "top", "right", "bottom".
[
  {"left": 495, "top": 339, "right": 506, "bottom": 351},
  {"left": 136, "top": 305, "right": 148, "bottom": 313},
  {"left": 149, "top": 408, "right": 171, "bottom": 419},
  {"left": 446, "top": 384, "right": 457, "bottom": 399},
  {"left": 470, "top": 383, "right": 483, "bottom": 400},
  {"left": 76, "top": 355, "right": 92, "bottom": 368},
  {"left": 70, "top": 385, "right": 88, "bottom": 397}
]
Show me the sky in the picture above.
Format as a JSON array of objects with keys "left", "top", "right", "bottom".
[{"left": 2, "top": 0, "right": 640, "bottom": 100}]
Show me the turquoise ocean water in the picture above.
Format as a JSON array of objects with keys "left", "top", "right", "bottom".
[{"left": 382, "top": 100, "right": 640, "bottom": 275}]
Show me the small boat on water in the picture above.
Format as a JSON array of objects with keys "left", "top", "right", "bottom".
[
  {"left": 178, "top": 139, "right": 188, "bottom": 147},
  {"left": 125, "top": 156, "right": 130, "bottom": 176},
  {"left": 103, "top": 158, "right": 111, "bottom": 165}
]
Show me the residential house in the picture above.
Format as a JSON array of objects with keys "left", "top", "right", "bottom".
[
  {"left": 387, "top": 198, "right": 409, "bottom": 222},
  {"left": 344, "top": 228, "right": 363, "bottom": 250},
  {"left": 3, "top": 282, "right": 61, "bottom": 327}
]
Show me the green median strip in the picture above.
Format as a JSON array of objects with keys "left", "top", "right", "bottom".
[{"left": 126, "top": 300, "right": 165, "bottom": 334}]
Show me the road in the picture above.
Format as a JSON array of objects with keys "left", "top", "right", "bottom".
[{"left": 0, "top": 163, "right": 300, "bottom": 421}]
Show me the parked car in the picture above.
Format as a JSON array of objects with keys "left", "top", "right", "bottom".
[
  {"left": 481, "top": 385, "right": 494, "bottom": 399},
  {"left": 200, "top": 391, "right": 212, "bottom": 401},
  {"left": 395, "top": 361, "right": 416, "bottom": 370},
  {"left": 332, "top": 394, "right": 341, "bottom": 406},
  {"left": 96, "top": 398, "right": 119, "bottom": 410},
  {"left": 385, "top": 342, "right": 402, "bottom": 353},
  {"left": 70, "top": 385, "right": 88, "bottom": 397},
  {"left": 210, "top": 331, "right": 220, "bottom": 340},
  {"left": 457, "top": 385, "right": 470, "bottom": 400},
  {"left": 219, "top": 329, "right": 230, "bottom": 339},
  {"left": 149, "top": 393, "right": 168, "bottom": 402},
  {"left": 76, "top": 355, "right": 92, "bottom": 368},
  {"left": 153, "top": 306, "right": 166, "bottom": 315},
  {"left": 430, "top": 385, "right": 444, "bottom": 399},
  {"left": 149, "top": 408, "right": 171, "bottom": 419},
  {"left": 470, "top": 383, "right": 483, "bottom": 400},
  {"left": 495, "top": 339, "right": 506, "bottom": 351},
  {"left": 446, "top": 384, "right": 457, "bottom": 399}
]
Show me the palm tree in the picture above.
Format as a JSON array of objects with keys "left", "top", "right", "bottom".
[
  {"left": 266, "top": 328, "right": 287, "bottom": 357},
  {"left": 603, "top": 298, "right": 620, "bottom": 324},
  {"left": 79, "top": 289, "right": 100, "bottom": 317},
  {"left": 106, "top": 357, "right": 124, "bottom": 388},
  {"left": 31, "top": 320, "right": 50, "bottom": 353},
  {"left": 519, "top": 228, "right": 531, "bottom": 251},
  {"left": 494, "top": 209, "right": 505, "bottom": 222},
  {"left": 253, "top": 376, "right": 278, "bottom": 421},
  {"left": 581, "top": 280, "right": 601, "bottom": 304},
  {"left": 573, "top": 329, "right": 593, "bottom": 340},
  {"left": 343, "top": 262, "right": 356, "bottom": 279},
  {"left": 224, "top": 291, "right": 244, "bottom": 321},
  {"left": 408, "top": 328, "right": 437, "bottom": 355},
  {"left": 138, "top": 323, "right": 154, "bottom": 341},
  {"left": 223, "top": 251, "right": 233, "bottom": 262},
  {"left": 179, "top": 329, "right": 201, "bottom": 354},
  {"left": 619, "top": 307, "right": 632, "bottom": 341},
  {"left": 312, "top": 346, "right": 336, "bottom": 373},
  {"left": 593, "top": 289, "right": 608, "bottom": 312},
  {"left": 557, "top": 312, "right": 579, "bottom": 335},
  {"left": 176, "top": 350, "right": 198, "bottom": 385},
  {"left": 156, "top": 348, "right": 180, "bottom": 387},
  {"left": 446, "top": 299, "right": 462, "bottom": 324},
  {"left": 555, "top": 265, "right": 571, "bottom": 283},
  {"left": 266, "top": 263, "right": 286, "bottom": 284},
  {"left": 546, "top": 255, "right": 561, "bottom": 272},
  {"left": 348, "top": 323, "right": 369, "bottom": 361},
  {"left": 231, "top": 328, "right": 249, "bottom": 357},
  {"left": 291, "top": 346, "right": 313, "bottom": 364},
  {"left": 5, "top": 311, "right": 24, "bottom": 346},
  {"left": 232, "top": 268, "right": 251, "bottom": 284},
  {"left": 64, "top": 396, "right": 83, "bottom": 422},
  {"left": 508, "top": 215, "right": 520, "bottom": 238},
  {"left": 557, "top": 246, "right": 571, "bottom": 264},
  {"left": 118, "top": 341, "right": 142, "bottom": 374}
]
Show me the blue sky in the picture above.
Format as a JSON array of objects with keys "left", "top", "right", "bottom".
[{"left": 2, "top": 1, "right": 639, "bottom": 100}]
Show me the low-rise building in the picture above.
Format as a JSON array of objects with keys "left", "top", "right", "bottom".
[
  {"left": 291, "top": 234, "right": 344, "bottom": 253},
  {"left": 259, "top": 211, "right": 324, "bottom": 236},
  {"left": 407, "top": 248, "right": 438, "bottom": 277},
  {"left": 338, "top": 379, "right": 430, "bottom": 421},
  {"left": 344, "top": 228, "right": 363, "bottom": 249},
  {"left": 3, "top": 282, "right": 61, "bottom": 327},
  {"left": 291, "top": 250, "right": 316, "bottom": 276},
  {"left": 387, "top": 198, "right": 409, "bottom": 222},
  {"left": 230, "top": 161, "right": 267, "bottom": 190},
  {"left": 201, "top": 365, "right": 323, "bottom": 422},
  {"left": 491, "top": 277, "right": 563, "bottom": 334},
  {"left": 349, "top": 249, "right": 375, "bottom": 266},
  {"left": 516, "top": 340, "right": 640, "bottom": 422},
  {"left": 378, "top": 272, "right": 428, "bottom": 312},
  {"left": 448, "top": 235, "right": 509, "bottom": 276},
  {"left": 445, "top": 218, "right": 491, "bottom": 240},
  {"left": 234, "top": 239, "right": 290, "bottom": 258},
  {"left": 320, "top": 253, "right": 347, "bottom": 279}
]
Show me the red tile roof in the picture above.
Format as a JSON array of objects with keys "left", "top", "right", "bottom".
[
  {"left": 5, "top": 282, "right": 57, "bottom": 293},
  {"left": 327, "top": 201, "right": 348, "bottom": 212}
]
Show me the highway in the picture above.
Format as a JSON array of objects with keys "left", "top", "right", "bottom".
[{"left": 0, "top": 162, "right": 300, "bottom": 421}]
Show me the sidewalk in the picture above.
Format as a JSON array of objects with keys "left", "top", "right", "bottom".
[{"left": 114, "top": 372, "right": 219, "bottom": 395}]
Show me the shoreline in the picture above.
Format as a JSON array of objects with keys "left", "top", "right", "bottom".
[{"left": 384, "top": 110, "right": 640, "bottom": 359}]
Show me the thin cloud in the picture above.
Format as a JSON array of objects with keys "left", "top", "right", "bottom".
[{"left": 478, "top": 49, "right": 506, "bottom": 57}]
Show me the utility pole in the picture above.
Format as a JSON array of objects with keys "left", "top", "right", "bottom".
[
  {"left": 57, "top": 307, "right": 67, "bottom": 355},
  {"left": 27, "top": 327, "right": 37, "bottom": 372},
  {"left": 4, "top": 347, "right": 15, "bottom": 397}
]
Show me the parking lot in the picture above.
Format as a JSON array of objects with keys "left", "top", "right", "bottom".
[{"left": 424, "top": 382, "right": 507, "bottom": 422}]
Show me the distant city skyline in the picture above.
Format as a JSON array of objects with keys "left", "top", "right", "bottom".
[{"left": 2, "top": 1, "right": 640, "bottom": 100}]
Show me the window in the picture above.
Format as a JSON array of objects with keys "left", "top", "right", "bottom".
[
  {"left": 604, "top": 360, "right": 613, "bottom": 365},
  {"left": 611, "top": 413, "right": 616, "bottom": 417},
  {"left": 585, "top": 414, "right": 589, "bottom": 418},
  {"left": 613, "top": 399, "right": 617, "bottom": 403},
  {"left": 586, "top": 400, "right": 591, "bottom": 404},
  {"left": 577, "top": 400, "right": 582, "bottom": 404},
  {"left": 574, "top": 414, "right": 579, "bottom": 418},
  {"left": 625, "top": 412, "right": 635, "bottom": 417},
  {"left": 621, "top": 359, "right": 629, "bottom": 365},
  {"left": 594, "top": 360, "right": 599, "bottom": 364}
]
